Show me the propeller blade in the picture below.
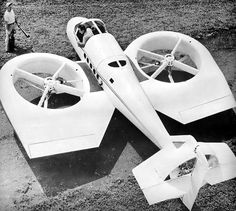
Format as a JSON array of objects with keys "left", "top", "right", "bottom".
[
  {"left": 43, "top": 96, "right": 49, "bottom": 108},
  {"left": 138, "top": 49, "right": 165, "bottom": 61},
  {"left": 66, "top": 79, "right": 83, "bottom": 83},
  {"left": 38, "top": 85, "right": 50, "bottom": 107},
  {"left": 15, "top": 68, "right": 44, "bottom": 87},
  {"left": 168, "top": 73, "right": 175, "bottom": 83},
  {"left": 55, "top": 83, "right": 84, "bottom": 97},
  {"left": 52, "top": 62, "right": 66, "bottom": 80},
  {"left": 24, "top": 80, "right": 44, "bottom": 91},
  {"left": 173, "top": 60, "right": 198, "bottom": 75},
  {"left": 171, "top": 37, "right": 182, "bottom": 55},
  {"left": 151, "top": 61, "right": 168, "bottom": 78}
]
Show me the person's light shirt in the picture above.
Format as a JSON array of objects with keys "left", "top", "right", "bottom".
[
  {"left": 4, "top": 10, "right": 16, "bottom": 25},
  {"left": 83, "top": 28, "right": 94, "bottom": 44}
]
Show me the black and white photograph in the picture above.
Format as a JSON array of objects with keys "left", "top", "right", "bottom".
[{"left": 0, "top": 0, "right": 236, "bottom": 210}]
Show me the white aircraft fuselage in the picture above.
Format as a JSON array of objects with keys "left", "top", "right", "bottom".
[{"left": 67, "top": 18, "right": 172, "bottom": 149}]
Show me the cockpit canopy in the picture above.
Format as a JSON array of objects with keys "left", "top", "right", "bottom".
[
  {"left": 86, "top": 19, "right": 107, "bottom": 34},
  {"left": 75, "top": 19, "right": 107, "bottom": 47}
]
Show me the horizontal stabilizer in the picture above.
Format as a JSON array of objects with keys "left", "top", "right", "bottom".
[
  {"left": 133, "top": 135, "right": 197, "bottom": 204},
  {"left": 132, "top": 136, "right": 236, "bottom": 210},
  {"left": 201, "top": 142, "right": 236, "bottom": 185},
  {"left": 142, "top": 175, "right": 191, "bottom": 205}
]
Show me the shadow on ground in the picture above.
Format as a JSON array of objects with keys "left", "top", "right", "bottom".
[
  {"left": 10, "top": 45, "right": 34, "bottom": 55},
  {"left": 15, "top": 110, "right": 128, "bottom": 196},
  {"left": 159, "top": 109, "right": 236, "bottom": 142},
  {"left": 15, "top": 107, "right": 236, "bottom": 197}
]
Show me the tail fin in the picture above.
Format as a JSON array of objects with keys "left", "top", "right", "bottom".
[{"left": 132, "top": 135, "right": 236, "bottom": 210}]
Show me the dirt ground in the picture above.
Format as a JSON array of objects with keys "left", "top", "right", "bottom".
[{"left": 0, "top": 0, "right": 236, "bottom": 210}]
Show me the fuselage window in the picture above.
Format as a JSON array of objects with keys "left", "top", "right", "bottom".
[
  {"left": 108, "top": 60, "right": 127, "bottom": 68},
  {"left": 108, "top": 61, "right": 119, "bottom": 67},
  {"left": 119, "top": 60, "right": 126, "bottom": 66}
]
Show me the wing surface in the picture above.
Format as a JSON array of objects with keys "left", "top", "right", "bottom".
[
  {"left": 125, "top": 31, "right": 236, "bottom": 124},
  {"left": 140, "top": 74, "right": 235, "bottom": 124},
  {"left": 0, "top": 53, "right": 114, "bottom": 158}
]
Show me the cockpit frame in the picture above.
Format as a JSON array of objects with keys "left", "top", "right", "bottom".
[{"left": 75, "top": 18, "right": 107, "bottom": 47}]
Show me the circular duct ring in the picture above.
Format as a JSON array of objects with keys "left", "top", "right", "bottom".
[
  {"left": 8, "top": 53, "right": 90, "bottom": 109},
  {"left": 126, "top": 31, "right": 200, "bottom": 83}
]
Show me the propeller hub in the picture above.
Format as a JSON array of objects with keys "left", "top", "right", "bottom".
[
  {"left": 164, "top": 54, "right": 174, "bottom": 66},
  {"left": 44, "top": 77, "right": 59, "bottom": 92}
]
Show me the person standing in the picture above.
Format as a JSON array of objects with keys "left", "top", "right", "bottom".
[{"left": 4, "top": 2, "right": 17, "bottom": 52}]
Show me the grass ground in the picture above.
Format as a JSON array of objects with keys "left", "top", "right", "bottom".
[
  {"left": 1, "top": 0, "right": 236, "bottom": 63},
  {"left": 0, "top": 0, "right": 236, "bottom": 210}
]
